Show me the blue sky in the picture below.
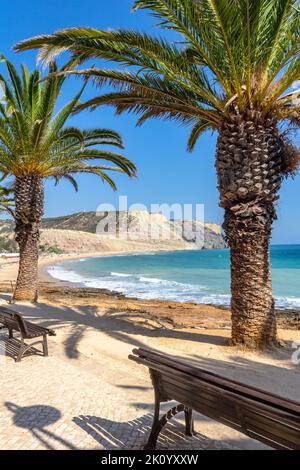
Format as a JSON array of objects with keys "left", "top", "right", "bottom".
[{"left": 2, "top": 0, "right": 300, "bottom": 244}]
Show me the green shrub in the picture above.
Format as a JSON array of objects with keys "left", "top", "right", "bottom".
[
  {"left": 39, "top": 244, "right": 64, "bottom": 255},
  {"left": 0, "top": 237, "right": 18, "bottom": 253}
]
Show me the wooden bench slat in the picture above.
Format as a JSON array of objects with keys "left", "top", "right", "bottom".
[
  {"left": 244, "top": 412, "right": 300, "bottom": 446},
  {"left": 162, "top": 365, "right": 300, "bottom": 424},
  {"left": 161, "top": 382, "right": 253, "bottom": 437},
  {"left": 243, "top": 420, "right": 300, "bottom": 450},
  {"left": 245, "top": 429, "right": 293, "bottom": 450},
  {"left": 163, "top": 374, "right": 300, "bottom": 437},
  {"left": 160, "top": 373, "right": 246, "bottom": 416}
]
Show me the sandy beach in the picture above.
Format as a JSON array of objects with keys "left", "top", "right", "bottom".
[
  {"left": 0, "top": 251, "right": 299, "bottom": 449},
  {"left": 0, "top": 250, "right": 145, "bottom": 285}
]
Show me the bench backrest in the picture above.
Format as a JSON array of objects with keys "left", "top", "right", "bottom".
[
  {"left": 0, "top": 307, "right": 29, "bottom": 337},
  {"left": 129, "top": 348, "right": 300, "bottom": 450}
]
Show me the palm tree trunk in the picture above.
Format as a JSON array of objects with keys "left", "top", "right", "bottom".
[
  {"left": 14, "top": 176, "right": 44, "bottom": 302},
  {"left": 225, "top": 208, "right": 277, "bottom": 347},
  {"left": 216, "top": 111, "right": 283, "bottom": 348}
]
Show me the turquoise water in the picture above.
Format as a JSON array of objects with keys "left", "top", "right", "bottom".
[{"left": 48, "top": 245, "right": 300, "bottom": 309}]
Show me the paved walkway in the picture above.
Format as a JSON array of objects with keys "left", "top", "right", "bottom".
[{"left": 0, "top": 343, "right": 231, "bottom": 450}]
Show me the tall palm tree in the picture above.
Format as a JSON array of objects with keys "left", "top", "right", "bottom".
[
  {"left": 0, "top": 59, "right": 136, "bottom": 302},
  {"left": 15, "top": 0, "right": 300, "bottom": 347}
]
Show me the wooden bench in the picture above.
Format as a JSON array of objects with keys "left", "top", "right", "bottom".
[
  {"left": 0, "top": 306, "right": 56, "bottom": 362},
  {"left": 129, "top": 348, "right": 300, "bottom": 450}
]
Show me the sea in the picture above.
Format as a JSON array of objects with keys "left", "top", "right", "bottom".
[{"left": 48, "top": 245, "right": 300, "bottom": 309}]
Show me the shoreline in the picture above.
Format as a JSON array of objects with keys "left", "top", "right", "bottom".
[
  {"left": 0, "top": 251, "right": 299, "bottom": 327},
  {"left": 0, "top": 249, "right": 162, "bottom": 285},
  {"left": 41, "top": 252, "right": 300, "bottom": 314},
  {"left": 38, "top": 248, "right": 186, "bottom": 284}
]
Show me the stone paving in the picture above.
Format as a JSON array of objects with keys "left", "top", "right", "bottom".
[{"left": 0, "top": 341, "right": 232, "bottom": 450}]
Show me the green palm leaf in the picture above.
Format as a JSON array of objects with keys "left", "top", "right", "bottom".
[
  {"left": 15, "top": 0, "right": 300, "bottom": 149},
  {"left": 0, "top": 59, "right": 136, "bottom": 182}
]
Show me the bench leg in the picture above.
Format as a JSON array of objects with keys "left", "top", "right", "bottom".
[
  {"left": 145, "top": 403, "right": 186, "bottom": 450},
  {"left": 42, "top": 335, "right": 48, "bottom": 357},
  {"left": 8, "top": 328, "right": 13, "bottom": 339},
  {"left": 184, "top": 408, "right": 194, "bottom": 436},
  {"left": 16, "top": 338, "right": 25, "bottom": 363},
  {"left": 144, "top": 399, "right": 161, "bottom": 450}
]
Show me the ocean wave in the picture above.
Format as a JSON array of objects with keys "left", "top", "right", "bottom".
[
  {"left": 111, "top": 272, "right": 132, "bottom": 278},
  {"left": 48, "top": 265, "right": 87, "bottom": 285},
  {"left": 275, "top": 296, "right": 300, "bottom": 309},
  {"left": 139, "top": 276, "right": 166, "bottom": 284},
  {"left": 48, "top": 264, "right": 300, "bottom": 309}
]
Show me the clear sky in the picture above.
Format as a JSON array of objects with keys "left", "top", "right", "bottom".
[{"left": 2, "top": 0, "right": 300, "bottom": 244}]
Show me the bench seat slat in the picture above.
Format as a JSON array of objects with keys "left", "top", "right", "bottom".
[
  {"left": 243, "top": 429, "right": 293, "bottom": 450},
  {"left": 166, "top": 382, "right": 300, "bottom": 449},
  {"left": 160, "top": 374, "right": 248, "bottom": 417},
  {"left": 244, "top": 412, "right": 300, "bottom": 446},
  {"left": 162, "top": 375, "right": 300, "bottom": 435},
  {"left": 159, "top": 365, "right": 300, "bottom": 424},
  {"left": 243, "top": 420, "right": 300, "bottom": 450}
]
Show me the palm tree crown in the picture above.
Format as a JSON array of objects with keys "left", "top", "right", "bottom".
[
  {"left": 0, "top": 58, "right": 136, "bottom": 187},
  {"left": 15, "top": 0, "right": 300, "bottom": 152},
  {"left": 0, "top": 58, "right": 136, "bottom": 302}
]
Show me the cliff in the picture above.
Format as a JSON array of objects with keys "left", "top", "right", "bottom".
[{"left": 0, "top": 211, "right": 226, "bottom": 254}]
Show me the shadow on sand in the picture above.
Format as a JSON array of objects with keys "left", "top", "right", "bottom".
[
  {"left": 0, "top": 295, "right": 229, "bottom": 359},
  {"left": 72, "top": 413, "right": 237, "bottom": 450}
]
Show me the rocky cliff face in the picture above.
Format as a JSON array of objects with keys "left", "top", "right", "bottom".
[{"left": 0, "top": 211, "right": 226, "bottom": 253}]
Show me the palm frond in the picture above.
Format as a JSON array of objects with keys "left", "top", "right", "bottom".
[
  {"left": 14, "top": 0, "right": 300, "bottom": 152},
  {"left": 0, "top": 60, "right": 136, "bottom": 191}
]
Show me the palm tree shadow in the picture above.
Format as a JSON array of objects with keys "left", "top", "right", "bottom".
[
  {"left": 2, "top": 300, "right": 228, "bottom": 361},
  {"left": 5, "top": 402, "right": 78, "bottom": 450},
  {"left": 73, "top": 413, "right": 229, "bottom": 450},
  {"left": 63, "top": 324, "right": 88, "bottom": 359},
  {"left": 100, "top": 308, "right": 228, "bottom": 347}
]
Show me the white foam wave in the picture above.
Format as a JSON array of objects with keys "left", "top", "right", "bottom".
[
  {"left": 48, "top": 265, "right": 87, "bottom": 285},
  {"left": 111, "top": 272, "right": 132, "bottom": 278},
  {"left": 48, "top": 264, "right": 300, "bottom": 309},
  {"left": 275, "top": 296, "right": 300, "bottom": 309},
  {"left": 139, "top": 276, "right": 165, "bottom": 284}
]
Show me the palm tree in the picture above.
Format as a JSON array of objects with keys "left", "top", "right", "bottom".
[
  {"left": 15, "top": 0, "right": 300, "bottom": 347},
  {"left": 0, "top": 59, "right": 136, "bottom": 302}
]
